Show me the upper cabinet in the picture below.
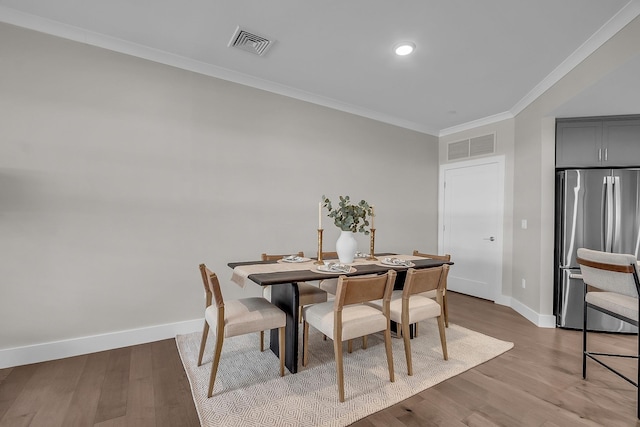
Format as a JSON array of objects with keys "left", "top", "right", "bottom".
[{"left": 556, "top": 116, "right": 640, "bottom": 168}]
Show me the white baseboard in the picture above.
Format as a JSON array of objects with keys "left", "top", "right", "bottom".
[
  {"left": 0, "top": 318, "right": 203, "bottom": 369},
  {"left": 506, "top": 296, "right": 556, "bottom": 328},
  {"left": 1, "top": 294, "right": 558, "bottom": 369}
]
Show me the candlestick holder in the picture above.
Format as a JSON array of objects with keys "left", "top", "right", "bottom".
[
  {"left": 315, "top": 229, "right": 324, "bottom": 265},
  {"left": 367, "top": 228, "right": 378, "bottom": 260}
]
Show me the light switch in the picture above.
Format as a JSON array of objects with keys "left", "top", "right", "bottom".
[{"left": 521, "top": 219, "right": 528, "bottom": 229}]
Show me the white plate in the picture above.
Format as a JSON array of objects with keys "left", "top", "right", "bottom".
[
  {"left": 277, "top": 257, "right": 311, "bottom": 263},
  {"left": 316, "top": 265, "right": 356, "bottom": 274},
  {"left": 380, "top": 258, "right": 415, "bottom": 267}
]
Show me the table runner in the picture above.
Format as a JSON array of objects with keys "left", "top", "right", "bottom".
[{"left": 230, "top": 254, "right": 427, "bottom": 288}]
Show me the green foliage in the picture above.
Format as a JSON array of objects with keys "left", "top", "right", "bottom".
[{"left": 322, "top": 195, "right": 372, "bottom": 234}]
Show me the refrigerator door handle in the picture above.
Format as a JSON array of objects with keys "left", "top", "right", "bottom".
[
  {"left": 613, "top": 176, "right": 621, "bottom": 252},
  {"left": 603, "top": 176, "right": 614, "bottom": 252}
]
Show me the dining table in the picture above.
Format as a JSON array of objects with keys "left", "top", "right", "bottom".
[{"left": 227, "top": 253, "right": 453, "bottom": 373}]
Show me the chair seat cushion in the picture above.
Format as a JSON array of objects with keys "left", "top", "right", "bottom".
[
  {"left": 368, "top": 290, "right": 441, "bottom": 324},
  {"left": 205, "top": 297, "right": 286, "bottom": 338},
  {"left": 586, "top": 291, "right": 639, "bottom": 322},
  {"left": 303, "top": 301, "right": 387, "bottom": 341}
]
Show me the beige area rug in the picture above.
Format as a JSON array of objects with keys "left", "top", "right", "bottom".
[{"left": 176, "top": 319, "right": 513, "bottom": 427}]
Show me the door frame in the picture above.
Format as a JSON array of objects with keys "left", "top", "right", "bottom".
[{"left": 438, "top": 155, "right": 505, "bottom": 301}]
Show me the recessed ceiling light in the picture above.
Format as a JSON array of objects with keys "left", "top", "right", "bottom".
[{"left": 394, "top": 42, "right": 415, "bottom": 56}]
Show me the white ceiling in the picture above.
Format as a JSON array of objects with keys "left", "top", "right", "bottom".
[{"left": 1, "top": 0, "right": 639, "bottom": 136}]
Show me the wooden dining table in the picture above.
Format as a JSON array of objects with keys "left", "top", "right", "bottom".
[{"left": 227, "top": 254, "right": 453, "bottom": 373}]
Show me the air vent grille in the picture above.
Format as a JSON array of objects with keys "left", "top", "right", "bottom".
[
  {"left": 447, "top": 133, "right": 495, "bottom": 161},
  {"left": 448, "top": 140, "right": 470, "bottom": 160},
  {"left": 228, "top": 26, "right": 274, "bottom": 56},
  {"left": 470, "top": 134, "right": 495, "bottom": 156}
]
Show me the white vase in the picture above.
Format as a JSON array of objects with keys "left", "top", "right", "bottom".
[{"left": 336, "top": 230, "right": 358, "bottom": 264}]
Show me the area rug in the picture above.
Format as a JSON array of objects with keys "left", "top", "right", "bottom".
[{"left": 176, "top": 319, "right": 513, "bottom": 427}]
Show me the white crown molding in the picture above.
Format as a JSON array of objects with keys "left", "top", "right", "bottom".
[
  {"left": 510, "top": 0, "right": 640, "bottom": 117},
  {"left": 0, "top": 318, "right": 202, "bottom": 369},
  {"left": 438, "top": 111, "right": 514, "bottom": 137}
]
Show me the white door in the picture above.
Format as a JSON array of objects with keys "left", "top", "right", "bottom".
[{"left": 439, "top": 156, "right": 504, "bottom": 301}]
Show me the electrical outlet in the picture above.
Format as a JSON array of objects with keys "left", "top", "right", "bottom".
[{"left": 521, "top": 278, "right": 526, "bottom": 288}]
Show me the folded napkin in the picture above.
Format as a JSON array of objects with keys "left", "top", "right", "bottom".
[
  {"left": 384, "top": 257, "right": 412, "bottom": 266},
  {"left": 283, "top": 255, "right": 303, "bottom": 262},
  {"left": 325, "top": 263, "right": 351, "bottom": 273}
]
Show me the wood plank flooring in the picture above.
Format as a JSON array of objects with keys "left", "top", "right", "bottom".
[{"left": 1, "top": 292, "right": 639, "bottom": 426}]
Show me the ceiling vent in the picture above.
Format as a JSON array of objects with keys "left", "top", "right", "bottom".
[
  {"left": 228, "top": 26, "right": 274, "bottom": 56},
  {"left": 447, "top": 133, "right": 496, "bottom": 161}
]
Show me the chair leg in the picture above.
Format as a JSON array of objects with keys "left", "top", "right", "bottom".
[
  {"left": 303, "top": 321, "right": 310, "bottom": 367},
  {"left": 260, "top": 330, "right": 264, "bottom": 352},
  {"left": 198, "top": 321, "right": 209, "bottom": 366},
  {"left": 278, "top": 326, "right": 285, "bottom": 377},
  {"left": 401, "top": 320, "right": 413, "bottom": 376},
  {"left": 583, "top": 300, "right": 588, "bottom": 379},
  {"left": 437, "top": 314, "right": 448, "bottom": 360},
  {"left": 443, "top": 292, "right": 449, "bottom": 328},
  {"left": 384, "top": 326, "right": 395, "bottom": 383},
  {"left": 207, "top": 332, "right": 224, "bottom": 398},
  {"left": 335, "top": 339, "right": 345, "bottom": 402}
]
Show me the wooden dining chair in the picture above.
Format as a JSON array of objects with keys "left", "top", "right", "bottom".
[
  {"left": 413, "top": 250, "right": 452, "bottom": 330},
  {"left": 318, "top": 251, "right": 340, "bottom": 295},
  {"left": 302, "top": 270, "right": 396, "bottom": 402},
  {"left": 368, "top": 265, "right": 449, "bottom": 375},
  {"left": 576, "top": 248, "right": 640, "bottom": 419},
  {"left": 197, "top": 264, "right": 286, "bottom": 397},
  {"left": 260, "top": 252, "right": 328, "bottom": 351}
]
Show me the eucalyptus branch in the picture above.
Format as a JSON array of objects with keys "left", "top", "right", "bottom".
[{"left": 322, "top": 195, "right": 372, "bottom": 234}]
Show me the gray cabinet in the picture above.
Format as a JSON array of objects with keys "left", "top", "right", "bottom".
[
  {"left": 602, "top": 119, "right": 640, "bottom": 166},
  {"left": 556, "top": 116, "right": 640, "bottom": 168}
]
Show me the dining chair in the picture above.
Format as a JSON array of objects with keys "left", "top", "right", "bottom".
[
  {"left": 197, "top": 264, "right": 286, "bottom": 397},
  {"left": 260, "top": 252, "right": 328, "bottom": 351},
  {"left": 576, "top": 248, "right": 640, "bottom": 418},
  {"left": 302, "top": 270, "right": 396, "bottom": 402},
  {"left": 413, "top": 250, "right": 452, "bottom": 330},
  {"left": 368, "top": 265, "right": 449, "bottom": 375},
  {"left": 317, "top": 252, "right": 340, "bottom": 295}
]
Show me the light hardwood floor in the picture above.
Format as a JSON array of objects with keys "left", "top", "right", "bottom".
[{"left": 1, "top": 292, "right": 638, "bottom": 426}]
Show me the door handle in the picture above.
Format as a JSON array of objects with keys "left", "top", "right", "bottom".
[{"left": 483, "top": 237, "right": 496, "bottom": 241}]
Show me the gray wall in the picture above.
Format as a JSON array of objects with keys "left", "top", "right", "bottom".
[{"left": 0, "top": 23, "right": 438, "bottom": 352}]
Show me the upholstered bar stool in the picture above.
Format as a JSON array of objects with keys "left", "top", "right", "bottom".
[{"left": 577, "top": 248, "right": 640, "bottom": 419}]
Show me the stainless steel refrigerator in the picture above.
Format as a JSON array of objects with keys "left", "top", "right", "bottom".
[{"left": 555, "top": 168, "right": 640, "bottom": 332}]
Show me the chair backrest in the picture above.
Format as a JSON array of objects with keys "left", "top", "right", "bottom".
[
  {"left": 199, "top": 264, "right": 224, "bottom": 309},
  {"left": 334, "top": 270, "right": 396, "bottom": 311},
  {"left": 403, "top": 265, "right": 449, "bottom": 298},
  {"left": 412, "top": 250, "right": 451, "bottom": 262},
  {"left": 261, "top": 251, "right": 304, "bottom": 261},
  {"left": 321, "top": 251, "right": 339, "bottom": 259},
  {"left": 577, "top": 248, "right": 640, "bottom": 298}
]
